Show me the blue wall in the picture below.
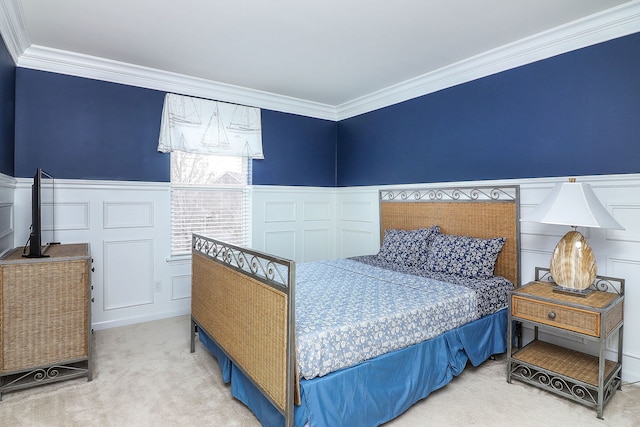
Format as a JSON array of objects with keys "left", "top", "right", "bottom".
[
  {"left": 254, "top": 110, "right": 337, "bottom": 186},
  {"left": 14, "top": 69, "right": 338, "bottom": 185},
  {"left": 0, "top": 34, "right": 15, "bottom": 176},
  {"left": 9, "top": 31, "right": 640, "bottom": 186},
  {"left": 15, "top": 69, "right": 168, "bottom": 181},
  {"left": 337, "top": 32, "right": 640, "bottom": 186}
]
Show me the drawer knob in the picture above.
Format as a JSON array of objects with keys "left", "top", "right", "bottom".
[{"left": 548, "top": 311, "right": 556, "bottom": 320}]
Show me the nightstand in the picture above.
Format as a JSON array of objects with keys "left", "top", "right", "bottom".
[{"left": 507, "top": 267, "right": 624, "bottom": 419}]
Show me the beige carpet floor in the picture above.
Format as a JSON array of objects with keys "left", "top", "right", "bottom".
[{"left": 1, "top": 315, "right": 638, "bottom": 426}]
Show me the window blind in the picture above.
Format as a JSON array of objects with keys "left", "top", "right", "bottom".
[{"left": 170, "top": 155, "right": 251, "bottom": 256}]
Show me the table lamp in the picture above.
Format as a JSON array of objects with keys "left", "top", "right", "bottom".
[{"left": 521, "top": 178, "right": 624, "bottom": 296}]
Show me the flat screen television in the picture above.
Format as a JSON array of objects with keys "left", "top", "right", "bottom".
[{"left": 23, "top": 168, "right": 57, "bottom": 258}]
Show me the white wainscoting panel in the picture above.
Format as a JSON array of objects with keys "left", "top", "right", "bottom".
[
  {"left": 519, "top": 248, "right": 553, "bottom": 284},
  {"left": 0, "top": 203, "right": 13, "bottom": 240},
  {"left": 340, "top": 200, "right": 375, "bottom": 223},
  {"left": 303, "top": 201, "right": 331, "bottom": 222},
  {"left": 303, "top": 228, "right": 330, "bottom": 261},
  {"left": 0, "top": 174, "right": 15, "bottom": 257},
  {"left": 103, "top": 239, "right": 154, "bottom": 310},
  {"left": 264, "top": 230, "right": 296, "bottom": 261},
  {"left": 171, "top": 273, "right": 192, "bottom": 300},
  {"left": 336, "top": 188, "right": 379, "bottom": 258},
  {"left": 340, "top": 229, "right": 375, "bottom": 259},
  {"left": 264, "top": 201, "right": 296, "bottom": 223},
  {"left": 104, "top": 201, "right": 154, "bottom": 229},
  {"left": 54, "top": 202, "right": 90, "bottom": 230},
  {"left": 607, "top": 203, "right": 640, "bottom": 243},
  {"left": 607, "top": 256, "right": 640, "bottom": 383},
  {"left": 253, "top": 186, "right": 336, "bottom": 262}
]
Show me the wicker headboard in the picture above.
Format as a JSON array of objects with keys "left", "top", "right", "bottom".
[{"left": 379, "top": 186, "right": 520, "bottom": 286}]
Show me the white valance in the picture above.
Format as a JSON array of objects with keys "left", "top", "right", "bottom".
[{"left": 158, "top": 93, "right": 263, "bottom": 159}]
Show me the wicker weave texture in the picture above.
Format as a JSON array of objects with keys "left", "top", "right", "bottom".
[
  {"left": 513, "top": 297, "right": 599, "bottom": 336},
  {"left": 192, "top": 252, "right": 289, "bottom": 412},
  {"left": 1, "top": 259, "right": 89, "bottom": 372},
  {"left": 381, "top": 201, "right": 518, "bottom": 284},
  {"left": 514, "top": 341, "right": 617, "bottom": 386},
  {"left": 519, "top": 282, "right": 618, "bottom": 308},
  {"left": 605, "top": 302, "right": 624, "bottom": 337}
]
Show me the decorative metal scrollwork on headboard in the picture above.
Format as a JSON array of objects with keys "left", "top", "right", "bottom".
[
  {"left": 192, "top": 234, "right": 292, "bottom": 288},
  {"left": 379, "top": 186, "right": 519, "bottom": 202},
  {"left": 535, "top": 267, "right": 625, "bottom": 295}
]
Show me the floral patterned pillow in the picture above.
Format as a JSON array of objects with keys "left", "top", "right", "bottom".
[
  {"left": 378, "top": 226, "right": 440, "bottom": 267},
  {"left": 426, "top": 234, "right": 506, "bottom": 278}
]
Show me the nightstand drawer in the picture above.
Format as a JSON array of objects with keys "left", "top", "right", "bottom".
[{"left": 512, "top": 295, "right": 600, "bottom": 337}]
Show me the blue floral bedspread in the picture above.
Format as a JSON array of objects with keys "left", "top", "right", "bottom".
[
  {"left": 295, "top": 258, "right": 479, "bottom": 380},
  {"left": 351, "top": 254, "right": 514, "bottom": 318}
]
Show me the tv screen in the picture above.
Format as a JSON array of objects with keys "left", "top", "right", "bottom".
[{"left": 24, "top": 168, "right": 56, "bottom": 258}]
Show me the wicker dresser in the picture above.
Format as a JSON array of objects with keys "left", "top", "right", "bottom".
[
  {"left": 0, "top": 243, "right": 92, "bottom": 399},
  {"left": 507, "top": 268, "right": 624, "bottom": 419}
]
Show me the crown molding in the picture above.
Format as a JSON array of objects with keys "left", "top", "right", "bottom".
[
  {"left": 5, "top": 1, "right": 640, "bottom": 121},
  {"left": 336, "top": 0, "right": 640, "bottom": 120},
  {"left": 0, "top": 0, "right": 30, "bottom": 63},
  {"left": 17, "top": 45, "right": 338, "bottom": 121}
]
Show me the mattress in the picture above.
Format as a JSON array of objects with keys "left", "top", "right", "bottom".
[{"left": 295, "top": 258, "right": 511, "bottom": 380}]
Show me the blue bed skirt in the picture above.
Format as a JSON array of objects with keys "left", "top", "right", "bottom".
[{"left": 198, "top": 307, "right": 508, "bottom": 427}]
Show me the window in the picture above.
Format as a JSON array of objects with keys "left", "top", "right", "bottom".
[{"left": 170, "top": 151, "right": 251, "bottom": 256}]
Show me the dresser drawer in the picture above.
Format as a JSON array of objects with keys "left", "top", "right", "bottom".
[{"left": 512, "top": 295, "right": 600, "bottom": 337}]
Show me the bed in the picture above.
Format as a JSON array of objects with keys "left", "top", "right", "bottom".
[{"left": 190, "top": 185, "right": 520, "bottom": 426}]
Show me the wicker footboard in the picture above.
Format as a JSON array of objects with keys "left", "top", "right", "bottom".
[{"left": 191, "top": 235, "right": 298, "bottom": 426}]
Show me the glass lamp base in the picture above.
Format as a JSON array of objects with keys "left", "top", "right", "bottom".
[{"left": 550, "top": 230, "right": 597, "bottom": 292}]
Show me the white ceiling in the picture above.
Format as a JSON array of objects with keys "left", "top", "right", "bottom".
[{"left": 6, "top": 0, "right": 640, "bottom": 118}]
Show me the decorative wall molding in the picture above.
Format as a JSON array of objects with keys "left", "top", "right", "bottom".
[
  {"left": 2, "top": 0, "right": 639, "bottom": 120},
  {"left": 170, "top": 274, "right": 192, "bottom": 301},
  {"left": 0, "top": 173, "right": 17, "bottom": 188},
  {"left": 340, "top": 229, "right": 376, "bottom": 258},
  {"left": 9, "top": 177, "right": 180, "bottom": 332},
  {"left": 606, "top": 203, "right": 640, "bottom": 242},
  {"left": 0, "top": 200, "right": 13, "bottom": 259},
  {"left": 54, "top": 202, "right": 90, "bottom": 230},
  {"left": 264, "top": 201, "right": 297, "bottom": 223},
  {"left": 0, "top": 202, "right": 13, "bottom": 239},
  {"left": 340, "top": 201, "right": 375, "bottom": 222},
  {"left": 0, "top": 174, "right": 16, "bottom": 257},
  {"left": 0, "top": 0, "right": 29, "bottom": 63},
  {"left": 14, "top": 176, "right": 170, "bottom": 191},
  {"left": 103, "top": 201, "right": 154, "bottom": 229},
  {"left": 264, "top": 230, "right": 296, "bottom": 261},
  {"left": 103, "top": 238, "right": 154, "bottom": 311},
  {"left": 303, "top": 228, "right": 330, "bottom": 261},
  {"left": 18, "top": 44, "right": 338, "bottom": 121},
  {"left": 303, "top": 201, "right": 331, "bottom": 221}
]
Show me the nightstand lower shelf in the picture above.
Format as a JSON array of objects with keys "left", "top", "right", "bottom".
[{"left": 509, "top": 341, "right": 622, "bottom": 415}]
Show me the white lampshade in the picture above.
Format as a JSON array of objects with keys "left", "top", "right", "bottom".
[{"left": 522, "top": 181, "right": 624, "bottom": 230}]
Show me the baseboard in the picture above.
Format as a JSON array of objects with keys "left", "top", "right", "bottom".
[{"left": 91, "top": 307, "right": 191, "bottom": 331}]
